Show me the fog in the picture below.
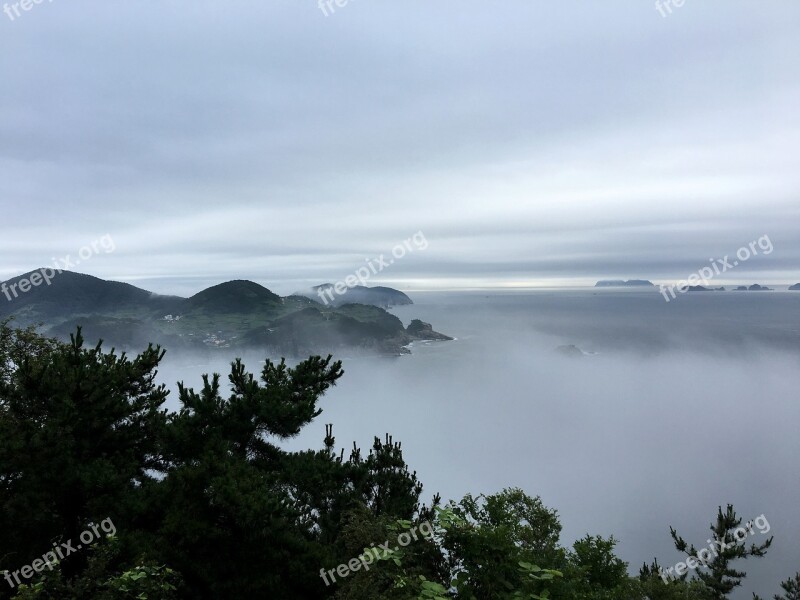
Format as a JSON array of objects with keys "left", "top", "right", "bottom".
[
  {"left": 148, "top": 290, "right": 800, "bottom": 599},
  {"left": 3, "top": 1, "right": 798, "bottom": 596}
]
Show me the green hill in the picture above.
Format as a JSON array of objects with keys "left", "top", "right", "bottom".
[
  {"left": 0, "top": 271, "right": 450, "bottom": 356},
  {"left": 186, "top": 280, "right": 282, "bottom": 314},
  {"left": 0, "top": 270, "right": 182, "bottom": 324}
]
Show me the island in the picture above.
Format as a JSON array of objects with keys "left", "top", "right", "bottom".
[
  {"left": 733, "top": 284, "right": 773, "bottom": 291},
  {"left": 295, "top": 284, "right": 413, "bottom": 308},
  {"left": 0, "top": 271, "right": 450, "bottom": 357},
  {"left": 594, "top": 280, "right": 654, "bottom": 287},
  {"left": 790, "top": 283, "right": 800, "bottom": 291},
  {"left": 555, "top": 344, "right": 585, "bottom": 357},
  {"left": 687, "top": 286, "right": 725, "bottom": 292}
]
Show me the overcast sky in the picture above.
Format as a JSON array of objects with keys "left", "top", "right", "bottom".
[{"left": 1, "top": 1, "right": 798, "bottom": 296}]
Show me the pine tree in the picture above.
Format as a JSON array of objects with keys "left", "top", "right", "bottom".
[
  {"left": 669, "top": 505, "right": 772, "bottom": 599},
  {"left": 754, "top": 571, "right": 800, "bottom": 600},
  {"left": 0, "top": 325, "right": 168, "bottom": 581}
]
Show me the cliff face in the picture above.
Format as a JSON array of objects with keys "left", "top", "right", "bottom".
[{"left": 406, "top": 319, "right": 453, "bottom": 341}]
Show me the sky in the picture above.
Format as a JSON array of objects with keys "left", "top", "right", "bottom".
[{"left": 1, "top": 1, "right": 799, "bottom": 297}]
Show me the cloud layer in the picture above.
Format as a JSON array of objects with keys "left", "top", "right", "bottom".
[{"left": 1, "top": 1, "right": 798, "bottom": 295}]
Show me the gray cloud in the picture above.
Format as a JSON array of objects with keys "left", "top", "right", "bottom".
[{"left": 1, "top": 1, "right": 799, "bottom": 295}]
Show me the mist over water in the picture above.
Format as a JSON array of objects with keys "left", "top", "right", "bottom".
[{"left": 156, "top": 290, "right": 800, "bottom": 599}]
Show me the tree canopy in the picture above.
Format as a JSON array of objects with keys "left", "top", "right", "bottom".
[{"left": 0, "top": 322, "right": 791, "bottom": 599}]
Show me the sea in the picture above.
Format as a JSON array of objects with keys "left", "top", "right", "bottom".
[{"left": 157, "top": 288, "right": 800, "bottom": 599}]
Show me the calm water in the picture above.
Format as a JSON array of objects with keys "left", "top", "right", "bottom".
[{"left": 158, "top": 289, "right": 800, "bottom": 598}]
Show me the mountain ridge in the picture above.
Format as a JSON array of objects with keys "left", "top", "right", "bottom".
[
  {"left": 0, "top": 270, "right": 450, "bottom": 356},
  {"left": 296, "top": 284, "right": 413, "bottom": 308}
]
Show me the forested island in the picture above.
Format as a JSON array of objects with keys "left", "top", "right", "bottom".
[{"left": 0, "top": 271, "right": 449, "bottom": 356}]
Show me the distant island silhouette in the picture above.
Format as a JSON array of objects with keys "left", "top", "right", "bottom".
[
  {"left": 595, "top": 280, "right": 654, "bottom": 287},
  {"left": 733, "top": 284, "right": 773, "bottom": 291}
]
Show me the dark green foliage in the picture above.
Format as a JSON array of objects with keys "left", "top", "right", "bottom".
[
  {"left": 9, "top": 539, "right": 183, "bottom": 600},
  {"left": 443, "top": 490, "right": 564, "bottom": 599},
  {"left": 326, "top": 507, "right": 446, "bottom": 600},
  {"left": 635, "top": 562, "right": 715, "bottom": 600},
  {"left": 367, "top": 494, "right": 567, "bottom": 600},
  {"left": 185, "top": 280, "right": 282, "bottom": 314},
  {"left": 0, "top": 324, "right": 168, "bottom": 580},
  {"left": 775, "top": 573, "right": 800, "bottom": 600},
  {"left": 246, "top": 304, "right": 412, "bottom": 356},
  {"left": 0, "top": 272, "right": 167, "bottom": 323},
  {"left": 0, "top": 322, "right": 433, "bottom": 598},
  {"left": 151, "top": 353, "right": 347, "bottom": 598},
  {"left": 49, "top": 315, "right": 183, "bottom": 353},
  {"left": 0, "top": 272, "right": 449, "bottom": 356},
  {"left": 0, "top": 322, "right": 788, "bottom": 599},
  {"left": 754, "top": 571, "right": 800, "bottom": 600},
  {"left": 555, "top": 534, "right": 631, "bottom": 598},
  {"left": 669, "top": 505, "right": 772, "bottom": 599}
]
